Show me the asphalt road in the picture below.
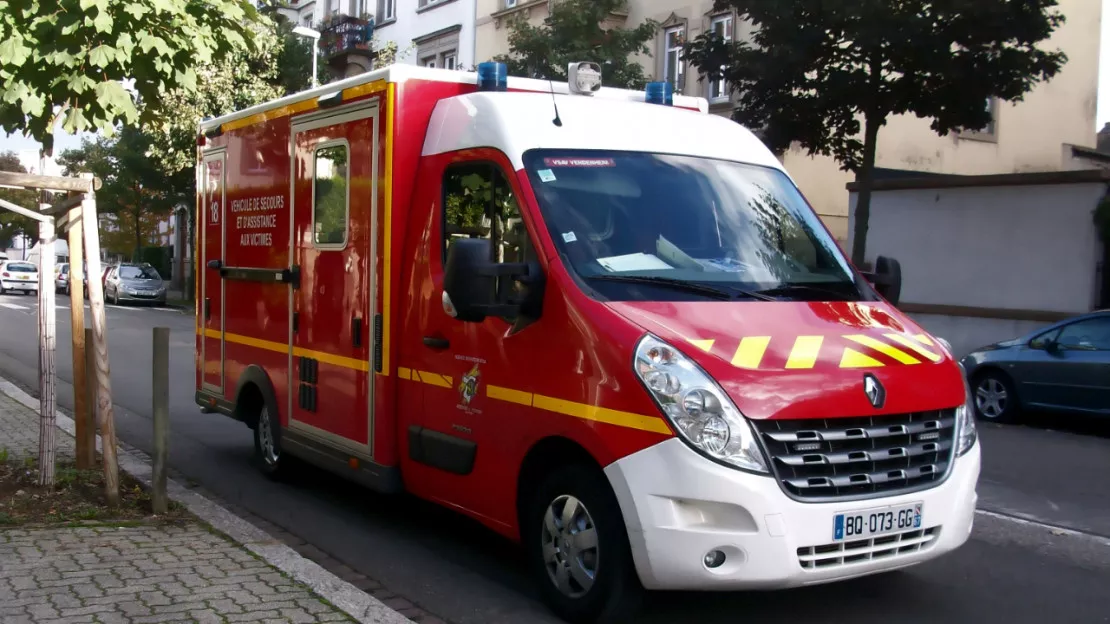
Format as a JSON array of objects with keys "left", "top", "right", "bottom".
[{"left": 1, "top": 291, "right": 1110, "bottom": 623}]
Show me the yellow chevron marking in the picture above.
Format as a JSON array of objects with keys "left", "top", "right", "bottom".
[
  {"left": 885, "top": 333, "right": 942, "bottom": 362},
  {"left": 840, "top": 348, "right": 885, "bottom": 369},
  {"left": 785, "top": 336, "right": 823, "bottom": 369},
  {"left": 416, "top": 371, "right": 452, "bottom": 388},
  {"left": 913, "top": 333, "right": 935, "bottom": 346},
  {"left": 844, "top": 335, "right": 920, "bottom": 365},
  {"left": 397, "top": 367, "right": 412, "bottom": 380},
  {"left": 688, "top": 338, "right": 715, "bottom": 353},
  {"left": 731, "top": 336, "right": 771, "bottom": 369}
]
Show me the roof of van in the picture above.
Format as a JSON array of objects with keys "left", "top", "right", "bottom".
[
  {"left": 198, "top": 64, "right": 709, "bottom": 133},
  {"left": 421, "top": 91, "right": 784, "bottom": 172}
]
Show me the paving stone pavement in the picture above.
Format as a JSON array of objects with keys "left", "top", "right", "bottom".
[
  {"left": 0, "top": 524, "right": 356, "bottom": 623},
  {"left": 0, "top": 388, "right": 357, "bottom": 623}
]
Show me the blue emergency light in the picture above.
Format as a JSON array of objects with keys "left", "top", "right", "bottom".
[
  {"left": 645, "top": 82, "right": 673, "bottom": 106},
  {"left": 477, "top": 62, "right": 508, "bottom": 92}
]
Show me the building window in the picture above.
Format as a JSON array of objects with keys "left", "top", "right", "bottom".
[
  {"left": 418, "top": 0, "right": 446, "bottom": 8},
  {"left": 313, "top": 143, "right": 349, "bottom": 247},
  {"left": 415, "top": 25, "right": 462, "bottom": 73},
  {"left": 377, "top": 0, "right": 395, "bottom": 21},
  {"left": 663, "top": 26, "right": 685, "bottom": 91},
  {"left": 442, "top": 162, "right": 533, "bottom": 313},
  {"left": 505, "top": 0, "right": 518, "bottom": 7},
  {"left": 329, "top": 0, "right": 341, "bottom": 15},
  {"left": 708, "top": 14, "right": 732, "bottom": 101},
  {"left": 982, "top": 97, "right": 997, "bottom": 135},
  {"left": 960, "top": 97, "right": 998, "bottom": 140}
]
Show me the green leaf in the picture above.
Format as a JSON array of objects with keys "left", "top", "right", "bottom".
[
  {"left": 0, "top": 36, "right": 31, "bottom": 67},
  {"left": 20, "top": 92, "right": 45, "bottom": 117},
  {"left": 95, "top": 81, "right": 137, "bottom": 121},
  {"left": 92, "top": 8, "right": 113, "bottom": 34},
  {"left": 66, "top": 73, "right": 97, "bottom": 94},
  {"left": 123, "top": 4, "right": 149, "bottom": 19},
  {"left": 89, "top": 45, "right": 116, "bottom": 68},
  {"left": 116, "top": 32, "right": 134, "bottom": 60}
]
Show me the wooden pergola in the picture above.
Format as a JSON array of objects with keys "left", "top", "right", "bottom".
[{"left": 0, "top": 170, "right": 119, "bottom": 502}]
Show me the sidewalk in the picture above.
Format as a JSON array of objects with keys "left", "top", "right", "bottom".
[{"left": 0, "top": 386, "right": 407, "bottom": 624}]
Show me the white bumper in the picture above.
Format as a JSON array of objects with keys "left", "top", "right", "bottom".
[
  {"left": 604, "top": 437, "right": 979, "bottom": 591},
  {"left": 1, "top": 279, "right": 38, "bottom": 290}
]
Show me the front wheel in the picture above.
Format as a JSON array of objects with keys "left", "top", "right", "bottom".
[
  {"left": 973, "top": 371, "right": 1018, "bottom": 423},
  {"left": 252, "top": 404, "right": 287, "bottom": 478},
  {"left": 526, "top": 464, "right": 642, "bottom": 624}
]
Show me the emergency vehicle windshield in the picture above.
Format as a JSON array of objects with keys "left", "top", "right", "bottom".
[{"left": 522, "top": 150, "right": 872, "bottom": 302}]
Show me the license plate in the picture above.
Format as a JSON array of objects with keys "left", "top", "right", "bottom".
[
  {"left": 833, "top": 502, "right": 922, "bottom": 541},
  {"left": 19, "top": 275, "right": 30, "bottom": 280}
]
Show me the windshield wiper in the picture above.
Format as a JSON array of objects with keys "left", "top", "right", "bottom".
[
  {"left": 755, "top": 284, "right": 853, "bottom": 300},
  {"left": 585, "top": 275, "right": 775, "bottom": 301}
]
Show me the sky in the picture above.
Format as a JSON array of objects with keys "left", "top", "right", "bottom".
[{"left": 3, "top": 0, "right": 1110, "bottom": 168}]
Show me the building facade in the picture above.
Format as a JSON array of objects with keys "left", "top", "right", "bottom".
[
  {"left": 280, "top": 0, "right": 478, "bottom": 71},
  {"left": 474, "top": 0, "right": 1103, "bottom": 245}
]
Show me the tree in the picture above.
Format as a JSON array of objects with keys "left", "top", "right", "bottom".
[
  {"left": 57, "top": 128, "right": 177, "bottom": 259},
  {"left": 0, "top": 0, "right": 262, "bottom": 154},
  {"left": 683, "top": 0, "right": 1067, "bottom": 265},
  {"left": 0, "top": 151, "right": 39, "bottom": 252},
  {"left": 493, "top": 0, "right": 658, "bottom": 89}
]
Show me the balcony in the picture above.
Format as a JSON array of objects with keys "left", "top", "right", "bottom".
[{"left": 320, "top": 14, "right": 376, "bottom": 75}]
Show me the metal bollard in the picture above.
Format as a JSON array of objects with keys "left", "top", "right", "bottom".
[{"left": 152, "top": 327, "right": 170, "bottom": 514}]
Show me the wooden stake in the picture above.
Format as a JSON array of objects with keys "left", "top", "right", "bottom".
[
  {"left": 152, "top": 327, "right": 169, "bottom": 514},
  {"left": 67, "top": 207, "right": 92, "bottom": 470},
  {"left": 36, "top": 206, "right": 57, "bottom": 487},
  {"left": 84, "top": 327, "right": 97, "bottom": 459},
  {"left": 79, "top": 173, "right": 119, "bottom": 506}
]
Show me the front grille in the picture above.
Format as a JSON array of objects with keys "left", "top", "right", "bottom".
[
  {"left": 752, "top": 410, "right": 957, "bottom": 502},
  {"left": 797, "top": 527, "right": 940, "bottom": 570}
]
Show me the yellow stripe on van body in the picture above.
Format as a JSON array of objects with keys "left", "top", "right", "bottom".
[
  {"left": 844, "top": 335, "right": 920, "bottom": 365},
  {"left": 201, "top": 328, "right": 370, "bottom": 372},
  {"left": 531, "top": 395, "right": 672, "bottom": 435},
  {"left": 416, "top": 371, "right": 452, "bottom": 388},
  {"left": 731, "top": 336, "right": 771, "bottom": 369},
  {"left": 884, "top": 333, "right": 942, "bottom": 362},
  {"left": 785, "top": 336, "right": 823, "bottom": 369},
  {"left": 840, "top": 348, "right": 885, "bottom": 369},
  {"left": 380, "top": 82, "right": 395, "bottom": 377},
  {"left": 487, "top": 385, "right": 534, "bottom": 406}
]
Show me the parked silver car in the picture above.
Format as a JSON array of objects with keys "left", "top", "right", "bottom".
[
  {"left": 104, "top": 263, "right": 167, "bottom": 305},
  {"left": 960, "top": 310, "right": 1110, "bottom": 422}
]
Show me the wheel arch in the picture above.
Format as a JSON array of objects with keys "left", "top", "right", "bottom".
[
  {"left": 234, "top": 365, "right": 281, "bottom": 430},
  {"left": 970, "top": 364, "right": 1023, "bottom": 407},
  {"left": 515, "top": 436, "right": 608, "bottom": 539}
]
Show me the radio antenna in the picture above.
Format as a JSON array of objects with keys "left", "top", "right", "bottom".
[{"left": 548, "top": 77, "right": 562, "bottom": 127}]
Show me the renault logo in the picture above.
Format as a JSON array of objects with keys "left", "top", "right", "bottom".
[{"left": 864, "top": 374, "right": 885, "bottom": 409}]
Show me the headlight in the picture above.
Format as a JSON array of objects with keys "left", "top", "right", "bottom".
[
  {"left": 955, "top": 363, "right": 978, "bottom": 456},
  {"left": 633, "top": 334, "right": 769, "bottom": 473}
]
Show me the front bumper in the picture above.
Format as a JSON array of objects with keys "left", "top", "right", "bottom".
[
  {"left": 605, "top": 437, "right": 979, "bottom": 591},
  {"left": 1, "top": 279, "right": 38, "bottom": 291}
]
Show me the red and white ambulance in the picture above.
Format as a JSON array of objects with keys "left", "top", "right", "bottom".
[{"left": 195, "top": 62, "right": 980, "bottom": 623}]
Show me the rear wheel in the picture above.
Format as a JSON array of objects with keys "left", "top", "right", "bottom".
[
  {"left": 252, "top": 404, "right": 287, "bottom": 479},
  {"left": 526, "top": 464, "right": 642, "bottom": 624},
  {"left": 973, "top": 370, "right": 1018, "bottom": 423}
]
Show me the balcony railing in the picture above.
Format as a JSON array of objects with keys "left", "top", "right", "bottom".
[{"left": 320, "top": 15, "right": 375, "bottom": 59}]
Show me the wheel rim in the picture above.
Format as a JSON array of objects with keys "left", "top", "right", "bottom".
[
  {"left": 541, "top": 495, "right": 599, "bottom": 598},
  {"left": 975, "top": 378, "right": 1008, "bottom": 418},
  {"left": 257, "top": 408, "right": 279, "bottom": 465}
]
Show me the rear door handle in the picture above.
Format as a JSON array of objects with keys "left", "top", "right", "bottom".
[{"left": 423, "top": 336, "right": 450, "bottom": 350}]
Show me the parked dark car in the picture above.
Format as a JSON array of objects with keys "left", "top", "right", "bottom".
[{"left": 961, "top": 310, "right": 1110, "bottom": 422}]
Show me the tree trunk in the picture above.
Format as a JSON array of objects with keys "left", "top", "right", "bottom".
[{"left": 850, "top": 112, "right": 881, "bottom": 267}]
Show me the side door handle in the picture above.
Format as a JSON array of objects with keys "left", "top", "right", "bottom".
[{"left": 423, "top": 336, "right": 450, "bottom": 350}]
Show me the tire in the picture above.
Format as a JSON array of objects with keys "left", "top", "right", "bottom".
[
  {"left": 525, "top": 464, "right": 643, "bottom": 624},
  {"left": 252, "top": 404, "right": 288, "bottom": 479},
  {"left": 111, "top": 287, "right": 120, "bottom": 305},
  {"left": 973, "top": 370, "right": 1019, "bottom": 423}
]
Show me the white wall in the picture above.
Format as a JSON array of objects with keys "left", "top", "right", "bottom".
[{"left": 850, "top": 182, "right": 1105, "bottom": 313}]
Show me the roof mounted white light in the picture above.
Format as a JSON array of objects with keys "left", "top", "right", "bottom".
[{"left": 568, "top": 62, "right": 602, "bottom": 95}]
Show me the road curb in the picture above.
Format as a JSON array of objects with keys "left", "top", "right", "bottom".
[{"left": 0, "top": 377, "right": 412, "bottom": 624}]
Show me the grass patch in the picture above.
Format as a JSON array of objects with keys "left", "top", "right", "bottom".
[{"left": 0, "top": 456, "right": 188, "bottom": 526}]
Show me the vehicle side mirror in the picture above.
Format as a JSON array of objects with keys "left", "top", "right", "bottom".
[
  {"left": 1043, "top": 338, "right": 1059, "bottom": 353},
  {"left": 870, "top": 255, "right": 902, "bottom": 306},
  {"left": 442, "top": 238, "right": 545, "bottom": 323}
]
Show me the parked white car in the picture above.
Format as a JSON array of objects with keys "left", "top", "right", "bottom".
[{"left": 0, "top": 261, "right": 39, "bottom": 295}]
